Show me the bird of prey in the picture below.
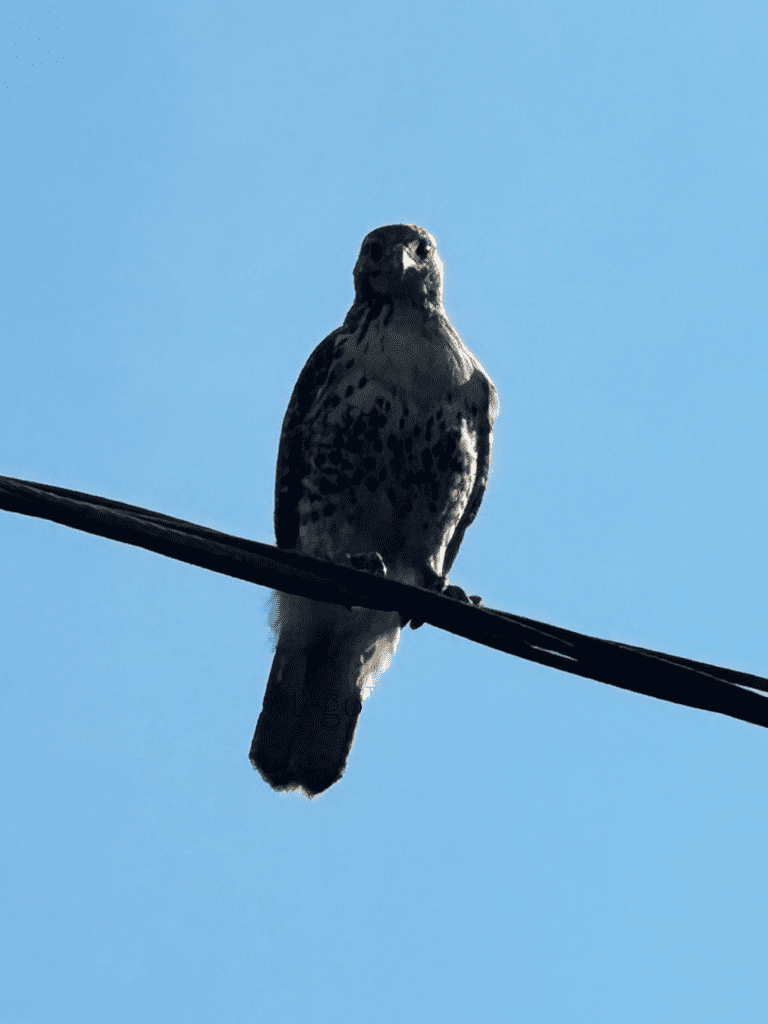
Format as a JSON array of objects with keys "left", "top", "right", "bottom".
[{"left": 250, "top": 224, "right": 499, "bottom": 796}]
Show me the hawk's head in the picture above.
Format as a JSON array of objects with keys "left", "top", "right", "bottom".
[{"left": 353, "top": 224, "right": 444, "bottom": 310}]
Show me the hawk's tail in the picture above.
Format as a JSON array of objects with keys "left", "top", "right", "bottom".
[{"left": 250, "top": 592, "right": 400, "bottom": 797}]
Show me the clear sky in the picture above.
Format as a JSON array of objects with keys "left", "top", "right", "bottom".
[{"left": 2, "top": 1, "right": 767, "bottom": 1021}]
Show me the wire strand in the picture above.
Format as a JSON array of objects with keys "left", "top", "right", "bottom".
[{"left": 2, "top": 473, "right": 766, "bottom": 730}]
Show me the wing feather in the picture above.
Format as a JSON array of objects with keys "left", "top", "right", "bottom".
[
  {"left": 442, "top": 370, "right": 499, "bottom": 576},
  {"left": 273, "top": 328, "right": 346, "bottom": 550}
]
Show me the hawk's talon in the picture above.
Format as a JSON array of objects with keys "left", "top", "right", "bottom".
[
  {"left": 342, "top": 552, "right": 388, "bottom": 610},
  {"left": 404, "top": 579, "right": 481, "bottom": 629},
  {"left": 345, "top": 551, "right": 387, "bottom": 576}
]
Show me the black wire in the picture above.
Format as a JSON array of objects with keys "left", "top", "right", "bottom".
[{"left": 1, "top": 474, "right": 766, "bottom": 730}]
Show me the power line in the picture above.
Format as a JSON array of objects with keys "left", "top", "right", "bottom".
[{"left": 2, "top": 473, "right": 766, "bottom": 730}]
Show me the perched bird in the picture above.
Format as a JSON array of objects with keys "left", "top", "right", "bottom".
[{"left": 251, "top": 224, "right": 499, "bottom": 796}]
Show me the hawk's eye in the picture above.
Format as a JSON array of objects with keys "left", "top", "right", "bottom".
[
  {"left": 416, "top": 240, "right": 432, "bottom": 259},
  {"left": 369, "top": 242, "right": 383, "bottom": 262}
]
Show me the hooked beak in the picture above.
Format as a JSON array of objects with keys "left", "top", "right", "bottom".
[{"left": 399, "top": 245, "right": 418, "bottom": 274}]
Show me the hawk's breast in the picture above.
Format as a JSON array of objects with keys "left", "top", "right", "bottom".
[{"left": 295, "top": 309, "right": 487, "bottom": 578}]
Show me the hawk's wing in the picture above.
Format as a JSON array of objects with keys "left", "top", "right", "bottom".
[
  {"left": 273, "top": 327, "right": 346, "bottom": 550},
  {"left": 442, "top": 369, "right": 499, "bottom": 577}
]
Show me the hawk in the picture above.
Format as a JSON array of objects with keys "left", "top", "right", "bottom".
[{"left": 251, "top": 224, "right": 499, "bottom": 796}]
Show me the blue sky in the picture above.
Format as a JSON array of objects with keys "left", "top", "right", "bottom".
[{"left": 2, "top": 1, "right": 767, "bottom": 1020}]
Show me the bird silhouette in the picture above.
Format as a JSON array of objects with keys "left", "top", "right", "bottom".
[{"left": 251, "top": 224, "right": 499, "bottom": 796}]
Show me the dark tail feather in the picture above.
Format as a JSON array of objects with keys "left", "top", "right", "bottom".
[
  {"left": 251, "top": 593, "right": 400, "bottom": 796},
  {"left": 250, "top": 635, "right": 365, "bottom": 797}
]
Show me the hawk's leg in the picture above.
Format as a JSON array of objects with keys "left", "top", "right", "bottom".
[{"left": 404, "top": 567, "right": 483, "bottom": 630}]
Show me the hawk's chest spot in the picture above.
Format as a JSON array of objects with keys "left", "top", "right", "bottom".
[{"left": 298, "top": 343, "right": 481, "bottom": 562}]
